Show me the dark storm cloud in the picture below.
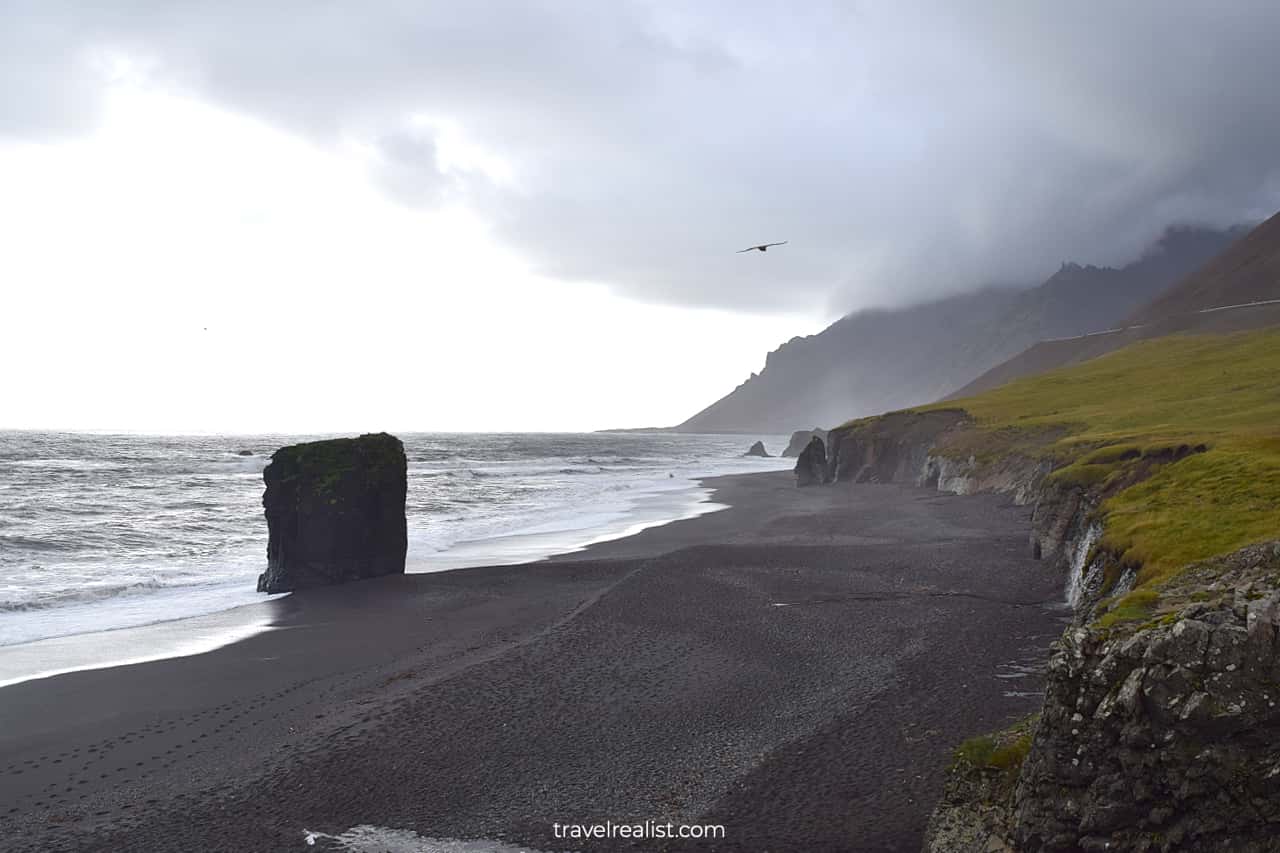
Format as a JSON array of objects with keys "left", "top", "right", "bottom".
[{"left": 5, "top": 0, "right": 1280, "bottom": 313}]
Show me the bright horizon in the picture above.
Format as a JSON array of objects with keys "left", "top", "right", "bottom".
[{"left": 1, "top": 86, "right": 824, "bottom": 433}]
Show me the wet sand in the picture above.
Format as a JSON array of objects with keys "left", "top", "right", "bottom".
[{"left": 0, "top": 472, "right": 1066, "bottom": 852}]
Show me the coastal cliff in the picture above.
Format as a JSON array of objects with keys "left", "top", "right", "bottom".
[
  {"left": 258, "top": 433, "right": 408, "bottom": 593},
  {"left": 927, "top": 542, "right": 1280, "bottom": 853},
  {"left": 814, "top": 328, "right": 1280, "bottom": 852}
]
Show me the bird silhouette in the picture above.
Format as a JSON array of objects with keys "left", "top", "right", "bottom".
[{"left": 737, "top": 241, "right": 787, "bottom": 253}]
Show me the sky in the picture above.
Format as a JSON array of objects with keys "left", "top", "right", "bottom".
[{"left": 4, "top": 1, "right": 1280, "bottom": 432}]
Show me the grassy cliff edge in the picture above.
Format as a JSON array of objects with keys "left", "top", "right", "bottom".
[
  {"left": 839, "top": 327, "right": 1280, "bottom": 625},
  {"left": 837, "top": 327, "right": 1280, "bottom": 851}
]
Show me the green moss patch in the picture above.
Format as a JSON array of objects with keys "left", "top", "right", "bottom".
[
  {"left": 951, "top": 715, "right": 1037, "bottom": 777},
  {"left": 1096, "top": 588, "right": 1161, "bottom": 628}
]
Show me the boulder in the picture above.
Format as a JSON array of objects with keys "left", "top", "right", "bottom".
[
  {"left": 257, "top": 432, "right": 408, "bottom": 593},
  {"left": 782, "top": 428, "right": 827, "bottom": 458},
  {"left": 794, "top": 436, "right": 827, "bottom": 487},
  {"left": 744, "top": 440, "right": 771, "bottom": 458},
  {"left": 236, "top": 449, "right": 254, "bottom": 456}
]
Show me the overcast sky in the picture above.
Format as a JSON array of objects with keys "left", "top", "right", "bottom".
[{"left": 4, "top": 1, "right": 1280, "bottom": 432}]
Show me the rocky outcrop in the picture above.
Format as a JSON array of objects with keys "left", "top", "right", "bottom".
[
  {"left": 1012, "top": 543, "right": 1280, "bottom": 852},
  {"left": 782, "top": 428, "right": 828, "bottom": 457},
  {"left": 920, "top": 451, "right": 1055, "bottom": 506},
  {"left": 825, "top": 409, "right": 968, "bottom": 484},
  {"left": 257, "top": 433, "right": 408, "bottom": 594},
  {"left": 744, "top": 440, "right": 771, "bottom": 457},
  {"left": 924, "top": 718, "right": 1036, "bottom": 853},
  {"left": 794, "top": 436, "right": 827, "bottom": 487},
  {"left": 922, "top": 542, "right": 1280, "bottom": 853}
]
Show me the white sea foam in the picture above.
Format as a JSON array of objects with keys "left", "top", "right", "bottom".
[
  {"left": 0, "top": 431, "right": 791, "bottom": 678},
  {"left": 0, "top": 600, "right": 281, "bottom": 689},
  {"left": 303, "top": 826, "right": 550, "bottom": 853}
]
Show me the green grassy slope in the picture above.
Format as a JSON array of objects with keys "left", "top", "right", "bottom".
[{"left": 921, "top": 327, "right": 1280, "bottom": 587}]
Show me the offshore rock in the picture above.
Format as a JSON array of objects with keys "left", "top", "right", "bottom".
[
  {"left": 794, "top": 436, "right": 827, "bottom": 487},
  {"left": 257, "top": 432, "right": 408, "bottom": 593},
  {"left": 782, "top": 428, "right": 827, "bottom": 458},
  {"left": 744, "top": 440, "right": 771, "bottom": 457}
]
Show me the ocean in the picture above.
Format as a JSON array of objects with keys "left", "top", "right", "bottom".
[{"left": 0, "top": 431, "right": 790, "bottom": 655}]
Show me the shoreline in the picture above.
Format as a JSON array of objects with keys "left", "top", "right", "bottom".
[
  {"left": 0, "top": 459, "right": 789, "bottom": 689},
  {"left": 0, "top": 471, "right": 1066, "bottom": 852}
]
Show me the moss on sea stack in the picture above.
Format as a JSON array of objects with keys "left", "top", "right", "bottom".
[{"left": 257, "top": 432, "right": 407, "bottom": 593}]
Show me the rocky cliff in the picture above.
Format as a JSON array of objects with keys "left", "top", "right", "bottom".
[
  {"left": 825, "top": 409, "right": 969, "bottom": 485},
  {"left": 928, "top": 543, "right": 1280, "bottom": 853},
  {"left": 1013, "top": 543, "right": 1280, "bottom": 852},
  {"left": 257, "top": 432, "right": 408, "bottom": 594},
  {"left": 818, "top": 409, "right": 1280, "bottom": 852},
  {"left": 794, "top": 436, "right": 827, "bottom": 487}
]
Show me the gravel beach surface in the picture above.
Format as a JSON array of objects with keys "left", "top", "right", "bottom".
[{"left": 0, "top": 472, "right": 1066, "bottom": 852}]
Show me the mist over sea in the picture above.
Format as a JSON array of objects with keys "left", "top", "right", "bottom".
[{"left": 0, "top": 431, "right": 789, "bottom": 648}]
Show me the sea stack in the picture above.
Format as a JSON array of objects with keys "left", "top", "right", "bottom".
[
  {"left": 257, "top": 432, "right": 408, "bottom": 593},
  {"left": 794, "top": 436, "right": 827, "bottom": 487},
  {"left": 745, "top": 440, "right": 771, "bottom": 457}
]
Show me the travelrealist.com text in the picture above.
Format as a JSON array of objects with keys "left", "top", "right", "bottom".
[{"left": 552, "top": 821, "right": 727, "bottom": 840}]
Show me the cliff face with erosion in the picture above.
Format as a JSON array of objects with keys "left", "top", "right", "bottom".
[
  {"left": 1011, "top": 543, "right": 1280, "bottom": 853},
  {"left": 815, "top": 414, "right": 1280, "bottom": 852},
  {"left": 258, "top": 432, "right": 408, "bottom": 594}
]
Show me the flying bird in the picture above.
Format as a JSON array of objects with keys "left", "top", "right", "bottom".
[{"left": 737, "top": 241, "right": 787, "bottom": 253}]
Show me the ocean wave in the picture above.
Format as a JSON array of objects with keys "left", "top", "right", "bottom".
[
  {"left": 0, "top": 577, "right": 176, "bottom": 612},
  {"left": 0, "top": 534, "right": 82, "bottom": 552},
  {"left": 3, "top": 458, "right": 130, "bottom": 471},
  {"left": 196, "top": 457, "right": 268, "bottom": 474},
  {"left": 0, "top": 430, "right": 791, "bottom": 647}
]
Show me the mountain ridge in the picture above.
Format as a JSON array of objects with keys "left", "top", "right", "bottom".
[
  {"left": 674, "top": 224, "right": 1247, "bottom": 434},
  {"left": 953, "top": 211, "right": 1280, "bottom": 399}
]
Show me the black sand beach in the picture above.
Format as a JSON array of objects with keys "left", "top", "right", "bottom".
[{"left": 0, "top": 472, "right": 1066, "bottom": 852}]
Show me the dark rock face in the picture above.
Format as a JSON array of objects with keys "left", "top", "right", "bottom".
[
  {"left": 744, "top": 440, "right": 770, "bottom": 457},
  {"left": 1012, "top": 552, "right": 1280, "bottom": 852},
  {"left": 794, "top": 436, "right": 827, "bottom": 487},
  {"left": 781, "top": 428, "right": 827, "bottom": 458},
  {"left": 257, "top": 433, "right": 408, "bottom": 594},
  {"left": 924, "top": 542, "right": 1280, "bottom": 853},
  {"left": 824, "top": 408, "right": 967, "bottom": 483}
]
